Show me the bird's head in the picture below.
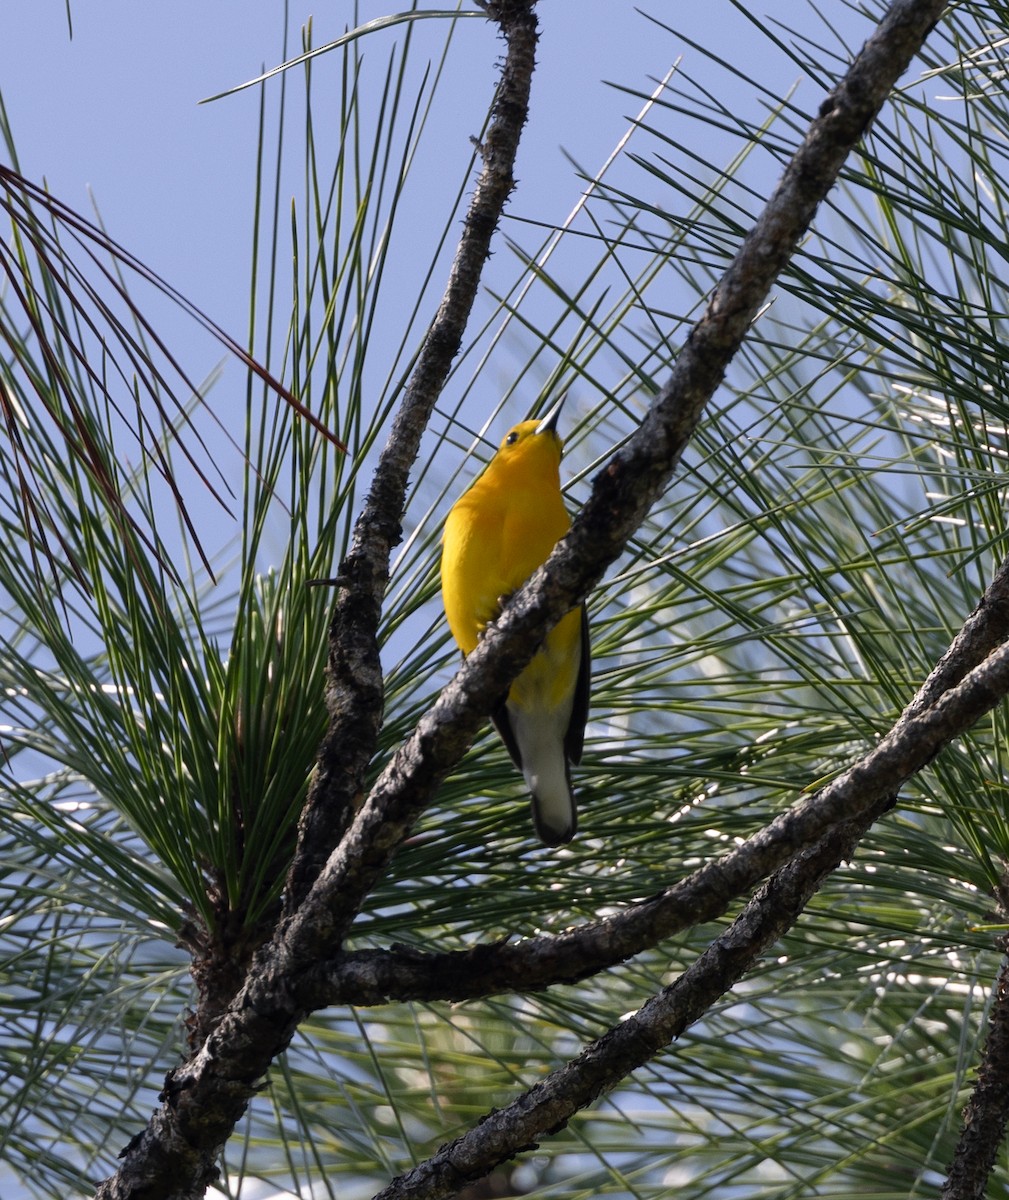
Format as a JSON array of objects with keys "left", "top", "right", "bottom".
[{"left": 491, "top": 394, "right": 566, "bottom": 476}]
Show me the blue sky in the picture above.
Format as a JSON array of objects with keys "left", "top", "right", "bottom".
[
  {"left": 0, "top": 2, "right": 847, "bottom": 364},
  {"left": 2, "top": 5, "right": 689, "bottom": 337},
  {"left": 1, "top": 1, "right": 837, "bottom": 577}
]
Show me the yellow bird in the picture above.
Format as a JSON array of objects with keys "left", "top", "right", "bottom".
[{"left": 441, "top": 396, "right": 589, "bottom": 845}]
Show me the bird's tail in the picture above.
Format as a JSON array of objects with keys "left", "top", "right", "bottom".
[
  {"left": 493, "top": 698, "right": 578, "bottom": 846},
  {"left": 525, "top": 756, "right": 577, "bottom": 846}
]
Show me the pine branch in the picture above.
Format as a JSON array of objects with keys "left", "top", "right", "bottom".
[
  {"left": 283, "top": 0, "right": 540, "bottom": 915},
  {"left": 378, "top": 572, "right": 1009, "bottom": 1194},
  {"left": 302, "top": 552, "right": 1009, "bottom": 1007},
  {"left": 942, "top": 889, "right": 1009, "bottom": 1199},
  {"left": 371, "top": 795, "right": 896, "bottom": 1200}
]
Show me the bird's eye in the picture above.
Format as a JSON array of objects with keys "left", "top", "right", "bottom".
[{"left": 505, "top": 431, "right": 519, "bottom": 446}]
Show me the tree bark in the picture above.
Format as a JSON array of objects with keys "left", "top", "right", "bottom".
[{"left": 942, "top": 932, "right": 1009, "bottom": 1198}]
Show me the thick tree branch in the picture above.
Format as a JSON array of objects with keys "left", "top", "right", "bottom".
[
  {"left": 299, "top": 552, "right": 1009, "bottom": 1006},
  {"left": 942, "top": 935, "right": 1009, "bottom": 1200}
]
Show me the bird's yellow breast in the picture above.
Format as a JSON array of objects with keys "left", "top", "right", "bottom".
[
  {"left": 442, "top": 475, "right": 569, "bottom": 654},
  {"left": 441, "top": 425, "right": 571, "bottom": 655}
]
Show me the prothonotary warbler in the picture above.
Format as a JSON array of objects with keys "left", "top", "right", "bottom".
[{"left": 441, "top": 395, "right": 590, "bottom": 845}]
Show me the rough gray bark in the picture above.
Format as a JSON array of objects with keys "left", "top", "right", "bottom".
[{"left": 942, "top": 923, "right": 1009, "bottom": 1199}]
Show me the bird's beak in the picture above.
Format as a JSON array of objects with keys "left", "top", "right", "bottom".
[{"left": 535, "top": 393, "right": 566, "bottom": 436}]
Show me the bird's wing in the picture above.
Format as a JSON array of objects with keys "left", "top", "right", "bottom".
[
  {"left": 490, "top": 701, "right": 523, "bottom": 770},
  {"left": 564, "top": 604, "right": 591, "bottom": 766}
]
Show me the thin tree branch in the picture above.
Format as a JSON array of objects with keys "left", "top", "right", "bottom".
[
  {"left": 282, "top": 0, "right": 539, "bottom": 916},
  {"left": 299, "top": 551, "right": 1009, "bottom": 1007},
  {"left": 372, "top": 793, "right": 895, "bottom": 1200}
]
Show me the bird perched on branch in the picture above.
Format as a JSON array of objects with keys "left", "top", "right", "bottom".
[{"left": 441, "top": 396, "right": 590, "bottom": 845}]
